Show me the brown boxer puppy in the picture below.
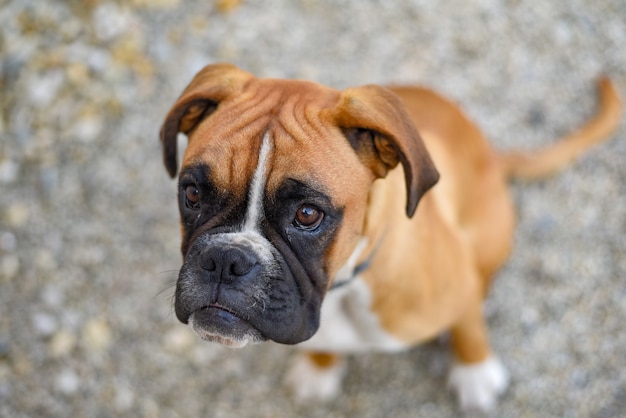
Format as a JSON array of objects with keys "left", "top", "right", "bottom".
[{"left": 160, "top": 63, "right": 621, "bottom": 411}]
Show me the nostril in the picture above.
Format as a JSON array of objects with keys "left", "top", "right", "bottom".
[
  {"left": 230, "top": 260, "right": 257, "bottom": 277},
  {"left": 199, "top": 253, "right": 217, "bottom": 271},
  {"left": 198, "top": 246, "right": 261, "bottom": 280}
]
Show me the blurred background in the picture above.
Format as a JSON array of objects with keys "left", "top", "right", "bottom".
[{"left": 1, "top": 1, "right": 625, "bottom": 417}]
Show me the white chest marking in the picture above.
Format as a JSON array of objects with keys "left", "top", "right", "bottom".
[{"left": 298, "top": 276, "right": 408, "bottom": 353}]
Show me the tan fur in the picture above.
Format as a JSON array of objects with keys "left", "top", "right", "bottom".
[
  {"left": 161, "top": 63, "right": 622, "bottom": 390},
  {"left": 163, "top": 65, "right": 378, "bottom": 278},
  {"left": 349, "top": 79, "right": 622, "bottom": 363}
]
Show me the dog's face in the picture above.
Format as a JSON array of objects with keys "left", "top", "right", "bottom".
[{"left": 160, "top": 64, "right": 438, "bottom": 347}]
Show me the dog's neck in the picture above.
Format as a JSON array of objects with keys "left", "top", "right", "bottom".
[{"left": 330, "top": 237, "right": 381, "bottom": 290}]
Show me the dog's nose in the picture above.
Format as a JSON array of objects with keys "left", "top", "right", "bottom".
[{"left": 199, "top": 246, "right": 260, "bottom": 282}]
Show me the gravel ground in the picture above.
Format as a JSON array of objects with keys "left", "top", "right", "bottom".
[{"left": 1, "top": 1, "right": 625, "bottom": 417}]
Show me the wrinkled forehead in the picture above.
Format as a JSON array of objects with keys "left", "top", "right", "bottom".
[
  {"left": 181, "top": 78, "right": 370, "bottom": 201},
  {"left": 266, "top": 129, "right": 370, "bottom": 207}
]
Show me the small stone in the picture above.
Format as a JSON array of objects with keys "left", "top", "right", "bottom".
[
  {"left": 0, "top": 381, "right": 11, "bottom": 400},
  {"left": 216, "top": 0, "right": 242, "bottom": 13},
  {"left": 141, "top": 398, "right": 160, "bottom": 417},
  {"left": 0, "top": 255, "right": 20, "bottom": 281},
  {"left": 41, "top": 285, "right": 65, "bottom": 308},
  {"left": 60, "top": 309, "right": 81, "bottom": 330},
  {"left": 521, "top": 306, "right": 540, "bottom": 327},
  {"left": 27, "top": 70, "right": 65, "bottom": 109},
  {"left": 32, "top": 312, "right": 58, "bottom": 338},
  {"left": 162, "top": 326, "right": 196, "bottom": 354},
  {"left": 0, "top": 231, "right": 17, "bottom": 252},
  {"left": 0, "top": 364, "right": 11, "bottom": 399},
  {"left": 190, "top": 17, "right": 208, "bottom": 35},
  {"left": 56, "top": 369, "right": 80, "bottom": 395},
  {"left": 132, "top": 0, "right": 180, "bottom": 9},
  {"left": 49, "top": 329, "right": 77, "bottom": 358},
  {"left": 66, "top": 62, "right": 90, "bottom": 86},
  {"left": 92, "top": 3, "right": 133, "bottom": 41},
  {"left": 114, "top": 383, "right": 135, "bottom": 411},
  {"left": 190, "top": 344, "right": 224, "bottom": 365},
  {"left": 35, "top": 249, "right": 57, "bottom": 272},
  {"left": 0, "top": 159, "right": 19, "bottom": 184},
  {"left": 12, "top": 352, "right": 33, "bottom": 376},
  {"left": 110, "top": 32, "right": 145, "bottom": 68},
  {"left": 74, "top": 245, "right": 106, "bottom": 267},
  {"left": 4, "top": 203, "right": 29, "bottom": 228},
  {"left": 82, "top": 318, "right": 112, "bottom": 352},
  {"left": 0, "top": 335, "right": 8, "bottom": 358},
  {"left": 70, "top": 113, "right": 103, "bottom": 143}
]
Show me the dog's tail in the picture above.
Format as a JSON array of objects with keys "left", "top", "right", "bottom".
[{"left": 498, "top": 77, "right": 622, "bottom": 180}]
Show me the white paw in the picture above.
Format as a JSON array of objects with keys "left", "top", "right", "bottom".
[
  {"left": 447, "top": 356, "right": 509, "bottom": 412},
  {"left": 285, "top": 354, "right": 346, "bottom": 402}
]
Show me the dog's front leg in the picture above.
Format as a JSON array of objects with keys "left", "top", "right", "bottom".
[
  {"left": 285, "top": 352, "right": 346, "bottom": 402},
  {"left": 447, "top": 295, "right": 509, "bottom": 411}
]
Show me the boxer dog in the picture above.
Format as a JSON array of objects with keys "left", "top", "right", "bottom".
[{"left": 160, "top": 63, "right": 621, "bottom": 411}]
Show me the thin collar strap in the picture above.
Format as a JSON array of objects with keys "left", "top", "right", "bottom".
[{"left": 329, "top": 239, "right": 381, "bottom": 291}]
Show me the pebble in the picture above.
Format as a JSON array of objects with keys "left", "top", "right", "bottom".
[
  {"left": 190, "top": 344, "right": 224, "bottom": 365},
  {"left": 0, "top": 335, "right": 8, "bottom": 358},
  {"left": 521, "top": 306, "right": 541, "bottom": 328},
  {"left": 0, "top": 231, "right": 17, "bottom": 252},
  {"left": 0, "top": 364, "right": 11, "bottom": 399},
  {"left": 92, "top": 3, "right": 134, "bottom": 42},
  {"left": 11, "top": 352, "right": 33, "bottom": 377},
  {"left": 73, "top": 245, "right": 107, "bottom": 268},
  {"left": 65, "top": 62, "right": 89, "bottom": 86},
  {"left": 35, "top": 249, "right": 58, "bottom": 272},
  {"left": 3, "top": 203, "right": 29, "bottom": 228},
  {"left": 0, "top": 381, "right": 11, "bottom": 400},
  {"left": 32, "top": 312, "right": 58, "bottom": 338},
  {"left": 60, "top": 309, "right": 81, "bottom": 330},
  {"left": 114, "top": 382, "right": 135, "bottom": 411},
  {"left": 49, "top": 329, "right": 77, "bottom": 358},
  {"left": 55, "top": 369, "right": 80, "bottom": 395},
  {"left": 217, "top": 0, "right": 242, "bottom": 13},
  {"left": 132, "top": 0, "right": 181, "bottom": 9},
  {"left": 66, "top": 42, "right": 111, "bottom": 74},
  {"left": 26, "top": 70, "right": 65, "bottom": 109},
  {"left": 81, "top": 318, "right": 112, "bottom": 352},
  {"left": 162, "top": 326, "right": 196, "bottom": 354},
  {"left": 0, "top": 255, "right": 20, "bottom": 281},
  {"left": 0, "top": 159, "right": 19, "bottom": 184},
  {"left": 40, "top": 285, "right": 65, "bottom": 308},
  {"left": 70, "top": 112, "right": 103, "bottom": 143}
]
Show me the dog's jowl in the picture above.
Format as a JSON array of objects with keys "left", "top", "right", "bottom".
[{"left": 160, "top": 63, "right": 622, "bottom": 411}]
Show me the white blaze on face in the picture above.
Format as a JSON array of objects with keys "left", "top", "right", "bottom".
[
  {"left": 243, "top": 132, "right": 273, "bottom": 232},
  {"left": 185, "top": 134, "right": 278, "bottom": 348}
]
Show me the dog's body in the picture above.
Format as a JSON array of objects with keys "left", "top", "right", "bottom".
[{"left": 160, "top": 64, "right": 621, "bottom": 411}]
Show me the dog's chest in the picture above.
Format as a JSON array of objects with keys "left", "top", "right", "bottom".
[{"left": 296, "top": 278, "right": 409, "bottom": 353}]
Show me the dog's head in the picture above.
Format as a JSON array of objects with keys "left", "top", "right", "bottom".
[{"left": 160, "top": 63, "right": 438, "bottom": 347}]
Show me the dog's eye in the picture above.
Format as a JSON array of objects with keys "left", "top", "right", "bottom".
[
  {"left": 294, "top": 204, "right": 324, "bottom": 230},
  {"left": 184, "top": 184, "right": 200, "bottom": 208}
]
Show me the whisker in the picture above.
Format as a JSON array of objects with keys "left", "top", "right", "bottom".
[{"left": 153, "top": 279, "right": 177, "bottom": 298}]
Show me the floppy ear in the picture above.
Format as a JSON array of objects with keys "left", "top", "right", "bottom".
[
  {"left": 159, "top": 63, "right": 253, "bottom": 177},
  {"left": 330, "top": 85, "right": 439, "bottom": 217}
]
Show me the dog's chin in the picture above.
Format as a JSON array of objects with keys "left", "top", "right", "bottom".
[{"left": 188, "top": 307, "right": 266, "bottom": 348}]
